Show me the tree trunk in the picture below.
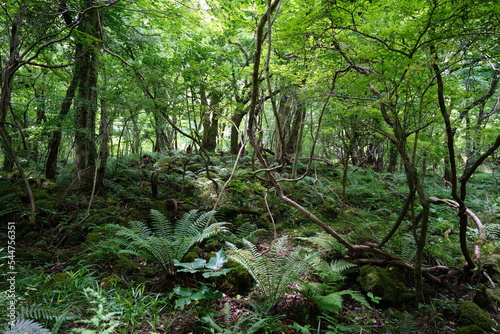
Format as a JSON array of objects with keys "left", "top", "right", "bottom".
[
  {"left": 274, "top": 92, "right": 305, "bottom": 163},
  {"left": 153, "top": 111, "right": 167, "bottom": 152},
  {"left": 0, "top": 7, "right": 26, "bottom": 172},
  {"left": 74, "top": 1, "right": 100, "bottom": 193},
  {"left": 230, "top": 109, "right": 246, "bottom": 155},
  {"left": 0, "top": 5, "right": 36, "bottom": 223},
  {"left": 97, "top": 92, "right": 109, "bottom": 190},
  {"left": 45, "top": 74, "right": 77, "bottom": 180},
  {"left": 201, "top": 90, "right": 221, "bottom": 152}
]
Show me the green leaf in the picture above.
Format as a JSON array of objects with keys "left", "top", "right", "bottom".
[
  {"left": 202, "top": 268, "right": 231, "bottom": 278},
  {"left": 173, "top": 286, "right": 192, "bottom": 297},
  {"left": 314, "top": 292, "right": 343, "bottom": 313},
  {"left": 174, "top": 258, "right": 207, "bottom": 273},
  {"left": 175, "top": 297, "right": 192, "bottom": 309},
  {"left": 206, "top": 249, "right": 228, "bottom": 271}
]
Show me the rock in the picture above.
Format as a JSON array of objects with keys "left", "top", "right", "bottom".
[
  {"left": 456, "top": 325, "right": 487, "bottom": 334},
  {"left": 473, "top": 284, "right": 493, "bottom": 310},
  {"left": 224, "top": 259, "right": 254, "bottom": 296},
  {"left": 458, "top": 301, "right": 495, "bottom": 332},
  {"left": 483, "top": 254, "right": 500, "bottom": 283},
  {"left": 357, "top": 265, "right": 414, "bottom": 306}
]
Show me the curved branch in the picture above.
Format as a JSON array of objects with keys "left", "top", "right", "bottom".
[{"left": 429, "top": 196, "right": 486, "bottom": 261}]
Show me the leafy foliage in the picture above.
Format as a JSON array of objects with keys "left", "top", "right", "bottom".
[
  {"left": 227, "top": 236, "right": 318, "bottom": 313},
  {"left": 0, "top": 193, "right": 23, "bottom": 219},
  {"left": 70, "top": 287, "right": 121, "bottom": 334},
  {"left": 301, "top": 259, "right": 370, "bottom": 314},
  {"left": 201, "top": 302, "right": 281, "bottom": 334},
  {"left": 172, "top": 250, "right": 231, "bottom": 314},
  {"left": 485, "top": 224, "right": 500, "bottom": 240},
  {"left": 3, "top": 319, "right": 51, "bottom": 334},
  {"left": 108, "top": 209, "right": 228, "bottom": 274}
]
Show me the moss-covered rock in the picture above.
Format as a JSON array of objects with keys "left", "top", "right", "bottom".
[
  {"left": 182, "top": 251, "right": 199, "bottom": 263},
  {"left": 204, "top": 240, "right": 221, "bottom": 252},
  {"left": 485, "top": 287, "right": 500, "bottom": 304},
  {"left": 224, "top": 259, "right": 254, "bottom": 296},
  {"left": 458, "top": 301, "right": 495, "bottom": 332},
  {"left": 456, "top": 325, "right": 487, "bottom": 334},
  {"left": 113, "top": 253, "right": 140, "bottom": 275},
  {"left": 357, "top": 265, "right": 414, "bottom": 306},
  {"left": 17, "top": 248, "right": 53, "bottom": 264},
  {"left": 483, "top": 254, "right": 500, "bottom": 283},
  {"left": 85, "top": 231, "right": 102, "bottom": 244},
  {"left": 473, "top": 284, "right": 494, "bottom": 310}
]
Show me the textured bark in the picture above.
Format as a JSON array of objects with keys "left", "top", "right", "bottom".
[
  {"left": 74, "top": 1, "right": 100, "bottom": 193},
  {"left": 45, "top": 74, "right": 77, "bottom": 180}
]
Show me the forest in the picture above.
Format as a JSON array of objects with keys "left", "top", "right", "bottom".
[{"left": 1, "top": 0, "right": 500, "bottom": 333}]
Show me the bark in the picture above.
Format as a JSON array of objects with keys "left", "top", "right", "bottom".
[
  {"left": 230, "top": 109, "right": 246, "bottom": 154},
  {"left": 201, "top": 90, "right": 221, "bottom": 152},
  {"left": 0, "top": 7, "right": 26, "bottom": 172},
  {"left": 274, "top": 92, "right": 305, "bottom": 163},
  {"left": 96, "top": 93, "right": 109, "bottom": 190},
  {"left": 429, "top": 197, "right": 486, "bottom": 261},
  {"left": 74, "top": 1, "right": 100, "bottom": 193},
  {"left": 431, "top": 45, "right": 475, "bottom": 270},
  {"left": 45, "top": 73, "right": 77, "bottom": 180}
]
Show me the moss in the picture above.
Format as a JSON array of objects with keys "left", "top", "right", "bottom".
[
  {"left": 473, "top": 285, "right": 493, "bottom": 310},
  {"left": 23, "top": 231, "right": 39, "bottom": 243},
  {"left": 17, "top": 248, "right": 53, "bottom": 264},
  {"left": 204, "top": 240, "right": 221, "bottom": 252},
  {"left": 113, "top": 253, "right": 139, "bottom": 275},
  {"left": 483, "top": 254, "right": 500, "bottom": 282},
  {"left": 100, "top": 274, "right": 126, "bottom": 289},
  {"left": 224, "top": 259, "right": 254, "bottom": 296},
  {"left": 85, "top": 231, "right": 102, "bottom": 244},
  {"left": 458, "top": 301, "right": 495, "bottom": 332},
  {"left": 456, "top": 325, "right": 487, "bottom": 334},
  {"left": 183, "top": 251, "right": 199, "bottom": 263},
  {"left": 485, "top": 288, "right": 500, "bottom": 304},
  {"left": 357, "top": 265, "right": 414, "bottom": 306},
  {"left": 51, "top": 272, "right": 70, "bottom": 284},
  {"left": 53, "top": 249, "right": 75, "bottom": 263}
]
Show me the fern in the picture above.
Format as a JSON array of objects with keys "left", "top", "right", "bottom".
[
  {"left": 16, "top": 305, "right": 67, "bottom": 323},
  {"left": 297, "top": 232, "right": 346, "bottom": 257},
  {"left": 3, "top": 319, "right": 51, "bottom": 334},
  {"left": 485, "top": 223, "right": 500, "bottom": 240},
  {"left": 301, "top": 259, "right": 369, "bottom": 314},
  {"left": 201, "top": 302, "right": 281, "bottom": 334},
  {"left": 109, "top": 209, "right": 228, "bottom": 274},
  {"left": 0, "top": 194, "right": 23, "bottom": 218},
  {"left": 227, "top": 236, "right": 318, "bottom": 313}
]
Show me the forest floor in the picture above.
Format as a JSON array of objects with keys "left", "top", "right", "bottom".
[{"left": 1, "top": 152, "right": 500, "bottom": 333}]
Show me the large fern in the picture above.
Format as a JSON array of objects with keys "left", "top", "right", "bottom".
[
  {"left": 109, "top": 209, "right": 228, "bottom": 274},
  {"left": 300, "top": 259, "right": 370, "bottom": 314},
  {"left": 226, "top": 236, "right": 318, "bottom": 313},
  {"left": 3, "top": 319, "right": 51, "bottom": 334}
]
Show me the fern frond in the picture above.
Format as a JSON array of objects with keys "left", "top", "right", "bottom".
[
  {"left": 4, "top": 319, "right": 51, "bottom": 334},
  {"left": 486, "top": 223, "right": 500, "bottom": 240},
  {"left": 17, "top": 304, "right": 65, "bottom": 322},
  {"left": 297, "top": 232, "right": 338, "bottom": 249},
  {"left": 176, "top": 210, "right": 216, "bottom": 239},
  {"left": 227, "top": 236, "right": 318, "bottom": 312},
  {"left": 328, "top": 259, "right": 356, "bottom": 274},
  {"left": 149, "top": 210, "right": 174, "bottom": 239},
  {"left": 340, "top": 290, "right": 370, "bottom": 308},
  {"left": 0, "top": 193, "right": 23, "bottom": 218},
  {"left": 107, "top": 209, "right": 227, "bottom": 274}
]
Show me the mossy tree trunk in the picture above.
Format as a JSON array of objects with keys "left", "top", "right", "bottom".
[{"left": 74, "top": 1, "right": 101, "bottom": 193}]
